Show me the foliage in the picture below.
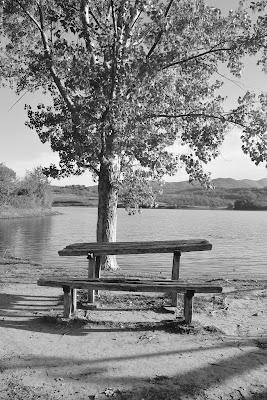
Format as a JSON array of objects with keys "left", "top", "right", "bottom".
[
  {"left": 0, "top": 163, "right": 17, "bottom": 202},
  {"left": 234, "top": 198, "right": 267, "bottom": 210},
  {"left": 1, "top": 0, "right": 266, "bottom": 189},
  {"left": 0, "top": 164, "right": 52, "bottom": 210},
  {"left": 19, "top": 166, "right": 52, "bottom": 207},
  {"left": 119, "top": 169, "right": 157, "bottom": 214}
]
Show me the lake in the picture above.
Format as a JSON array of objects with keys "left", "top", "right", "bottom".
[{"left": 1, "top": 207, "right": 267, "bottom": 279}]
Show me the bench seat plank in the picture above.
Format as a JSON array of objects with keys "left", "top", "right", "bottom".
[
  {"left": 58, "top": 239, "right": 212, "bottom": 256},
  {"left": 37, "top": 278, "right": 222, "bottom": 293},
  {"left": 37, "top": 278, "right": 222, "bottom": 323}
]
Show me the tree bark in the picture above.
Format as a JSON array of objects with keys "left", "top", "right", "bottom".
[{"left": 96, "top": 156, "right": 120, "bottom": 270}]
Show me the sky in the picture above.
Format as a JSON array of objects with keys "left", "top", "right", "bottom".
[{"left": 0, "top": 0, "right": 266, "bottom": 186}]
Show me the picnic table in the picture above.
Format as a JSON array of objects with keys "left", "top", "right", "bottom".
[
  {"left": 58, "top": 239, "right": 212, "bottom": 298},
  {"left": 38, "top": 239, "right": 222, "bottom": 323},
  {"left": 37, "top": 239, "right": 222, "bottom": 323},
  {"left": 55, "top": 239, "right": 221, "bottom": 321}
]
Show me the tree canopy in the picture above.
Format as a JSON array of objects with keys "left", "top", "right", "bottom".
[{"left": 1, "top": 0, "right": 266, "bottom": 188}]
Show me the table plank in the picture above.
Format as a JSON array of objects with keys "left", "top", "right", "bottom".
[{"left": 58, "top": 239, "right": 212, "bottom": 256}]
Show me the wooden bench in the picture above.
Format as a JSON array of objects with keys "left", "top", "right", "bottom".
[
  {"left": 37, "top": 277, "right": 222, "bottom": 324},
  {"left": 58, "top": 239, "right": 213, "bottom": 306}
]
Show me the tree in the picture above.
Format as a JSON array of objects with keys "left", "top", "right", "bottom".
[
  {"left": 19, "top": 166, "right": 52, "bottom": 208},
  {"left": 0, "top": 163, "right": 17, "bottom": 203},
  {"left": 1, "top": 0, "right": 267, "bottom": 269}
]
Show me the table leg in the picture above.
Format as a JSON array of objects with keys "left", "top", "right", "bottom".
[
  {"left": 87, "top": 254, "right": 95, "bottom": 303},
  {"left": 94, "top": 256, "right": 101, "bottom": 296},
  {"left": 171, "top": 251, "right": 181, "bottom": 306},
  {"left": 95, "top": 256, "right": 101, "bottom": 279},
  {"left": 63, "top": 286, "right": 72, "bottom": 318}
]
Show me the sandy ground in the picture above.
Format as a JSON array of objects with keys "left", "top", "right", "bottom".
[{"left": 1, "top": 257, "right": 267, "bottom": 399}]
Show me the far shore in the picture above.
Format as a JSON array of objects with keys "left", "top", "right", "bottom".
[
  {"left": 0, "top": 207, "right": 60, "bottom": 219},
  {"left": 1, "top": 204, "right": 267, "bottom": 220},
  {"left": 53, "top": 203, "right": 231, "bottom": 210}
]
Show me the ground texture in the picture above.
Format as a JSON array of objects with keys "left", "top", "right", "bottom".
[{"left": 1, "top": 257, "right": 267, "bottom": 399}]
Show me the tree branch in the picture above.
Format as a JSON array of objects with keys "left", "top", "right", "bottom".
[
  {"left": 162, "top": 47, "right": 232, "bottom": 70},
  {"left": 129, "top": 8, "right": 141, "bottom": 32},
  {"left": 80, "top": 0, "right": 94, "bottom": 53},
  {"left": 89, "top": 8, "right": 102, "bottom": 29},
  {"left": 146, "top": 0, "right": 174, "bottom": 59},
  {"left": 146, "top": 112, "right": 225, "bottom": 121},
  {"left": 38, "top": 0, "right": 44, "bottom": 30},
  {"left": 111, "top": 0, "right": 117, "bottom": 35},
  {"left": 14, "top": 0, "right": 42, "bottom": 33},
  {"left": 145, "top": 112, "right": 247, "bottom": 128},
  {"left": 14, "top": 1, "right": 75, "bottom": 113},
  {"left": 83, "top": 164, "right": 100, "bottom": 176}
]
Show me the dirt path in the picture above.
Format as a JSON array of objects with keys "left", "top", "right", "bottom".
[{"left": 1, "top": 257, "right": 267, "bottom": 399}]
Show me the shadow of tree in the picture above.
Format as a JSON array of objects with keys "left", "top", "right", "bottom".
[
  {"left": 0, "top": 291, "right": 68, "bottom": 334},
  {"left": 1, "top": 338, "right": 267, "bottom": 399},
  {"left": 1, "top": 290, "right": 267, "bottom": 399}
]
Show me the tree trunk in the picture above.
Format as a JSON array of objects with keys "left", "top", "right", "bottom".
[{"left": 96, "top": 156, "right": 120, "bottom": 270}]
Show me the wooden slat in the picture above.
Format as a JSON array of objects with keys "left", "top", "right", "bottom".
[
  {"left": 171, "top": 251, "right": 181, "bottom": 307},
  {"left": 184, "top": 290, "right": 194, "bottom": 324},
  {"left": 71, "top": 289, "right": 77, "bottom": 313},
  {"left": 58, "top": 239, "right": 212, "bottom": 256},
  {"left": 63, "top": 286, "right": 72, "bottom": 318},
  {"left": 37, "top": 278, "right": 222, "bottom": 293},
  {"left": 87, "top": 254, "right": 95, "bottom": 303}
]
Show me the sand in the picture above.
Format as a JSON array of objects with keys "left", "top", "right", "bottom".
[{"left": 1, "top": 257, "right": 267, "bottom": 400}]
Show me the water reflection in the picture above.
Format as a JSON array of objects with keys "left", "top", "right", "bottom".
[{"left": 0, "top": 216, "right": 53, "bottom": 262}]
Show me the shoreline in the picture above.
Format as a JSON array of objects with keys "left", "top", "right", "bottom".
[
  {"left": 0, "top": 207, "right": 60, "bottom": 219},
  {"left": 2, "top": 205, "right": 267, "bottom": 217}
]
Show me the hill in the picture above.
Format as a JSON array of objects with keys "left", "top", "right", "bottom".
[
  {"left": 158, "top": 178, "right": 267, "bottom": 191},
  {"left": 51, "top": 178, "right": 267, "bottom": 209},
  {"left": 212, "top": 178, "right": 267, "bottom": 189},
  {"left": 51, "top": 184, "right": 98, "bottom": 207},
  {"left": 154, "top": 178, "right": 267, "bottom": 209}
]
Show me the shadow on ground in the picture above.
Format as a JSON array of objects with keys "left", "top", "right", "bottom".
[{"left": 1, "top": 338, "right": 267, "bottom": 399}]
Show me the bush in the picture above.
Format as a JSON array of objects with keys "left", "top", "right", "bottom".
[
  {"left": 0, "top": 165, "right": 52, "bottom": 211},
  {"left": 0, "top": 163, "right": 17, "bottom": 204}
]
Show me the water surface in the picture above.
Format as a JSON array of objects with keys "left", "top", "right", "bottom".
[{"left": 1, "top": 207, "right": 266, "bottom": 279}]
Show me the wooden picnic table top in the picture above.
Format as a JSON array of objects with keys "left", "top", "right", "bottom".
[{"left": 58, "top": 239, "right": 212, "bottom": 257}]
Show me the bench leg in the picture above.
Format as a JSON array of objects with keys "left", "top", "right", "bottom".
[
  {"left": 63, "top": 286, "right": 72, "bottom": 318},
  {"left": 95, "top": 256, "right": 101, "bottom": 296},
  {"left": 184, "top": 290, "right": 194, "bottom": 324},
  {"left": 171, "top": 251, "right": 181, "bottom": 306},
  {"left": 71, "top": 288, "right": 77, "bottom": 313}
]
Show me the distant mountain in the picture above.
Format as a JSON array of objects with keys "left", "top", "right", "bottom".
[
  {"left": 257, "top": 178, "right": 267, "bottom": 187},
  {"left": 153, "top": 178, "right": 267, "bottom": 209},
  {"left": 213, "top": 178, "right": 267, "bottom": 189},
  {"left": 211, "top": 178, "right": 267, "bottom": 189},
  {"left": 162, "top": 178, "right": 267, "bottom": 191}
]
